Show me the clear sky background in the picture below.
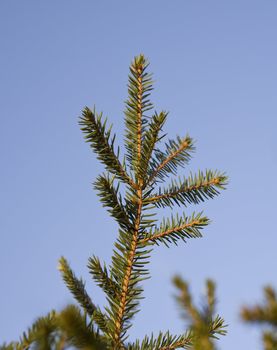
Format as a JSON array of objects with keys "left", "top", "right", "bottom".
[{"left": 1, "top": 1, "right": 276, "bottom": 349}]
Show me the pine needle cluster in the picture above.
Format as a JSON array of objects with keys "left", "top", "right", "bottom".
[{"left": 1, "top": 55, "right": 228, "bottom": 350}]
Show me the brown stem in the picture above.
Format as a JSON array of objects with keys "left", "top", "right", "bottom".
[
  {"left": 113, "top": 65, "right": 144, "bottom": 348},
  {"left": 147, "top": 138, "right": 190, "bottom": 185},
  {"left": 141, "top": 220, "right": 202, "bottom": 244},
  {"left": 147, "top": 178, "right": 221, "bottom": 204},
  {"left": 113, "top": 189, "right": 143, "bottom": 349},
  {"left": 137, "top": 67, "right": 143, "bottom": 170}
]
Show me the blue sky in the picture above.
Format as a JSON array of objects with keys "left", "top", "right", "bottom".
[{"left": 1, "top": 1, "right": 276, "bottom": 349}]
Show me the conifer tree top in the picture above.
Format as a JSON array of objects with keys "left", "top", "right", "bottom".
[
  {"left": 77, "top": 54, "right": 228, "bottom": 349},
  {"left": 2, "top": 55, "right": 228, "bottom": 350}
]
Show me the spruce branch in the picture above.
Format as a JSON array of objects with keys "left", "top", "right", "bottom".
[
  {"left": 94, "top": 174, "right": 131, "bottom": 230},
  {"left": 206, "top": 280, "right": 216, "bottom": 318},
  {"left": 124, "top": 55, "right": 153, "bottom": 177},
  {"left": 88, "top": 256, "right": 120, "bottom": 300},
  {"left": 241, "top": 286, "right": 277, "bottom": 326},
  {"left": 139, "top": 111, "right": 167, "bottom": 182},
  {"left": 141, "top": 213, "right": 209, "bottom": 247},
  {"left": 241, "top": 285, "right": 277, "bottom": 349},
  {"left": 145, "top": 171, "right": 227, "bottom": 208},
  {"left": 3, "top": 307, "right": 107, "bottom": 350},
  {"left": 173, "top": 277, "right": 227, "bottom": 350},
  {"left": 92, "top": 308, "right": 111, "bottom": 339},
  {"left": 58, "top": 257, "right": 96, "bottom": 316},
  {"left": 80, "top": 107, "right": 136, "bottom": 189},
  {"left": 146, "top": 135, "right": 194, "bottom": 186},
  {"left": 58, "top": 259, "right": 110, "bottom": 336},
  {"left": 58, "top": 305, "right": 107, "bottom": 350},
  {"left": 127, "top": 331, "right": 193, "bottom": 350},
  {"left": 17, "top": 311, "right": 59, "bottom": 350}
]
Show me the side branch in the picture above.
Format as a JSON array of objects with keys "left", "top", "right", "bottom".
[
  {"left": 80, "top": 107, "right": 137, "bottom": 189},
  {"left": 147, "top": 136, "right": 194, "bottom": 185},
  {"left": 127, "top": 332, "right": 193, "bottom": 350},
  {"left": 158, "top": 338, "right": 193, "bottom": 350},
  {"left": 139, "top": 111, "right": 167, "bottom": 183},
  {"left": 141, "top": 213, "right": 209, "bottom": 246},
  {"left": 58, "top": 257, "right": 96, "bottom": 316},
  {"left": 88, "top": 256, "right": 120, "bottom": 300},
  {"left": 145, "top": 171, "right": 227, "bottom": 208},
  {"left": 151, "top": 179, "right": 220, "bottom": 202},
  {"left": 142, "top": 220, "right": 201, "bottom": 243},
  {"left": 94, "top": 174, "right": 131, "bottom": 230}
]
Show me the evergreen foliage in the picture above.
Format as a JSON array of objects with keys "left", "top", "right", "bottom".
[
  {"left": 173, "top": 277, "right": 226, "bottom": 350},
  {"left": 0, "top": 306, "right": 105, "bottom": 350},
  {"left": 2, "top": 55, "right": 228, "bottom": 350},
  {"left": 241, "top": 285, "right": 277, "bottom": 350}
]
